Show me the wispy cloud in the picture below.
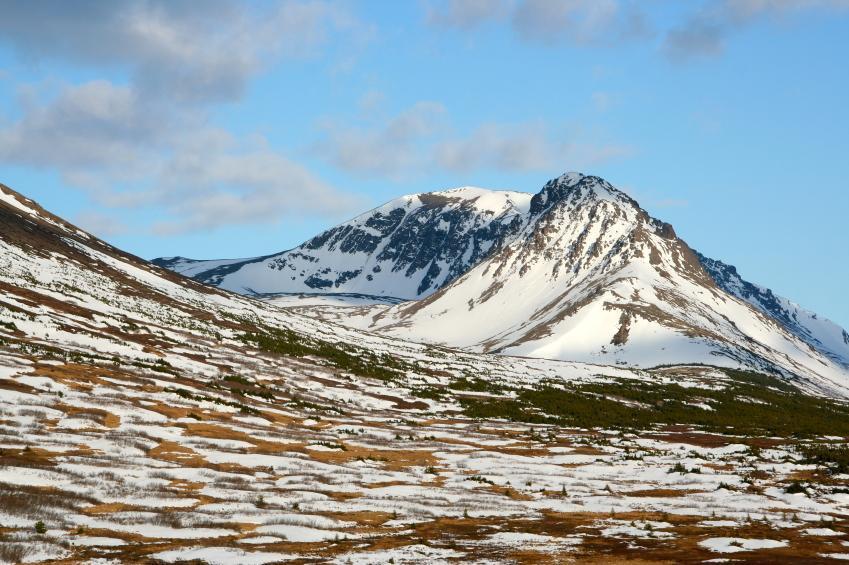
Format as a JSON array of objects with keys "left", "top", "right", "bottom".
[
  {"left": 591, "top": 91, "right": 616, "bottom": 112},
  {"left": 153, "top": 129, "right": 364, "bottom": 234},
  {"left": 75, "top": 211, "right": 128, "bottom": 238},
  {"left": 314, "top": 102, "right": 447, "bottom": 178},
  {"left": 512, "top": 0, "right": 652, "bottom": 45},
  {"left": 0, "top": 0, "right": 361, "bottom": 103},
  {"left": 425, "top": 0, "right": 512, "bottom": 29},
  {"left": 0, "top": 0, "right": 366, "bottom": 232},
  {"left": 426, "top": 0, "right": 652, "bottom": 45},
  {"left": 663, "top": 0, "right": 849, "bottom": 62},
  {"left": 314, "top": 103, "right": 633, "bottom": 178},
  {"left": 434, "top": 122, "right": 631, "bottom": 172},
  {"left": 426, "top": 0, "right": 846, "bottom": 61}
]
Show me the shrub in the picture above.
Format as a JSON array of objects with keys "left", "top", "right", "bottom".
[
  {"left": 784, "top": 481, "right": 808, "bottom": 494},
  {"left": 460, "top": 369, "right": 849, "bottom": 438},
  {"left": 668, "top": 462, "right": 687, "bottom": 474},
  {"left": 800, "top": 443, "right": 849, "bottom": 474},
  {"left": 240, "top": 327, "right": 413, "bottom": 382},
  {"left": 450, "top": 375, "right": 506, "bottom": 394},
  {"left": 0, "top": 543, "right": 29, "bottom": 563},
  {"left": 409, "top": 387, "right": 447, "bottom": 400}
]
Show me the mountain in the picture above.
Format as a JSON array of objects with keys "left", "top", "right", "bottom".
[
  {"left": 158, "top": 172, "right": 849, "bottom": 396},
  {"left": 4, "top": 180, "right": 849, "bottom": 563},
  {"left": 155, "top": 187, "right": 531, "bottom": 300},
  {"left": 320, "top": 173, "right": 848, "bottom": 397}
]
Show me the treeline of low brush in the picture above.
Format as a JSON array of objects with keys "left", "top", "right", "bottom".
[{"left": 460, "top": 369, "right": 849, "bottom": 440}]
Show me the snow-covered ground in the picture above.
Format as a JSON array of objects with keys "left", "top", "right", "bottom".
[{"left": 1, "top": 181, "right": 848, "bottom": 562}]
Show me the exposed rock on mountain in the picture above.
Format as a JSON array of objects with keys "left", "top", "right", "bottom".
[
  {"left": 698, "top": 252, "right": 849, "bottom": 369},
  {"left": 155, "top": 187, "right": 531, "bottom": 299},
  {"left": 3, "top": 181, "right": 849, "bottom": 563}
]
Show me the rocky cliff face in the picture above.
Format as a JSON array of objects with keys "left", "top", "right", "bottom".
[{"left": 155, "top": 187, "right": 531, "bottom": 300}]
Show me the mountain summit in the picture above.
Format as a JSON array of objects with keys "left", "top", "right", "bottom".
[{"left": 5, "top": 175, "right": 849, "bottom": 563}]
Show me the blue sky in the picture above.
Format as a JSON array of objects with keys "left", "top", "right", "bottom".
[{"left": 0, "top": 0, "right": 847, "bottom": 327}]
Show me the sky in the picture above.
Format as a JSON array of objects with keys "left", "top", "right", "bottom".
[{"left": 0, "top": 0, "right": 847, "bottom": 328}]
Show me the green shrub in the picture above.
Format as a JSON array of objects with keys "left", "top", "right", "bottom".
[
  {"left": 460, "top": 369, "right": 849, "bottom": 438},
  {"left": 409, "top": 387, "right": 447, "bottom": 400},
  {"left": 784, "top": 481, "right": 808, "bottom": 494},
  {"left": 240, "top": 327, "right": 413, "bottom": 382},
  {"left": 450, "top": 375, "right": 506, "bottom": 394},
  {"left": 668, "top": 462, "right": 688, "bottom": 474},
  {"left": 800, "top": 443, "right": 849, "bottom": 474}
]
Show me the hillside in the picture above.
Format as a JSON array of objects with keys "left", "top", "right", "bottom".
[{"left": 2, "top": 182, "right": 849, "bottom": 562}]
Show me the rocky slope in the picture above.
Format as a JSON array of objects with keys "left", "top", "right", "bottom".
[
  {"left": 698, "top": 252, "right": 849, "bottom": 369},
  {"left": 155, "top": 187, "right": 531, "bottom": 300}
]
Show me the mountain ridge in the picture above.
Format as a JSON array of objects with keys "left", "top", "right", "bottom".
[
  {"left": 348, "top": 173, "right": 849, "bottom": 396},
  {"left": 155, "top": 186, "right": 531, "bottom": 299}
]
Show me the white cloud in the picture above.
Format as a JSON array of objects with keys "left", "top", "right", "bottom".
[
  {"left": 434, "top": 123, "right": 555, "bottom": 172},
  {"left": 426, "top": 0, "right": 512, "bottom": 29},
  {"left": 424, "top": 0, "right": 846, "bottom": 60},
  {"left": 75, "top": 211, "right": 128, "bottom": 238},
  {"left": 0, "top": 0, "right": 362, "bottom": 103},
  {"left": 315, "top": 103, "right": 632, "bottom": 177},
  {"left": 426, "top": 0, "right": 652, "bottom": 45},
  {"left": 0, "top": 1, "right": 366, "bottom": 233},
  {"left": 315, "top": 102, "right": 447, "bottom": 177},
  {"left": 663, "top": 0, "right": 849, "bottom": 61},
  {"left": 154, "top": 129, "right": 363, "bottom": 234},
  {"left": 512, "top": 0, "right": 650, "bottom": 45},
  {"left": 0, "top": 81, "right": 167, "bottom": 171}
]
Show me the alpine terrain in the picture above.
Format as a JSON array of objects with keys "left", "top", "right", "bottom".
[
  {"left": 2, "top": 179, "right": 849, "bottom": 563},
  {"left": 160, "top": 173, "right": 849, "bottom": 398}
]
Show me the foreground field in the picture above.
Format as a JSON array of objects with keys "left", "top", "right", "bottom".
[{"left": 2, "top": 341, "right": 849, "bottom": 563}]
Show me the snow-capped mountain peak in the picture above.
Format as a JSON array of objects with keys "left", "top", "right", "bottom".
[
  {"left": 529, "top": 172, "right": 636, "bottom": 215},
  {"left": 328, "top": 173, "right": 849, "bottom": 397}
]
